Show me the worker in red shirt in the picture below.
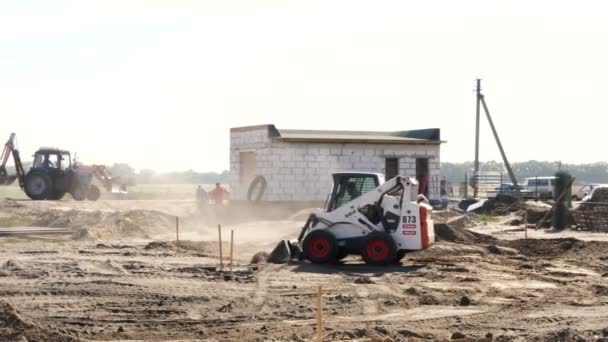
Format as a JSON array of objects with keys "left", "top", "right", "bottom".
[{"left": 210, "top": 183, "right": 226, "bottom": 205}]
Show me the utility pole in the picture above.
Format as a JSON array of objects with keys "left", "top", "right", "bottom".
[
  {"left": 479, "top": 95, "right": 521, "bottom": 196},
  {"left": 474, "top": 79, "right": 481, "bottom": 198}
]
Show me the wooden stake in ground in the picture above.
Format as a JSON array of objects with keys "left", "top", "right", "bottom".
[
  {"left": 218, "top": 224, "right": 223, "bottom": 267},
  {"left": 175, "top": 216, "right": 180, "bottom": 242},
  {"left": 230, "top": 229, "right": 234, "bottom": 272},
  {"left": 524, "top": 212, "right": 528, "bottom": 239},
  {"left": 316, "top": 285, "right": 323, "bottom": 342}
]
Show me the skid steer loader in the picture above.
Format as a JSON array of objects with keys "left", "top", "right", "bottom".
[{"left": 270, "top": 172, "right": 435, "bottom": 265}]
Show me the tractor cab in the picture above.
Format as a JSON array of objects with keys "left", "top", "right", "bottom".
[
  {"left": 32, "top": 148, "right": 72, "bottom": 172},
  {"left": 24, "top": 148, "right": 80, "bottom": 200},
  {"left": 325, "top": 172, "right": 384, "bottom": 211}
]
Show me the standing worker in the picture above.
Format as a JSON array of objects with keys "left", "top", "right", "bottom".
[
  {"left": 195, "top": 185, "right": 202, "bottom": 201},
  {"left": 196, "top": 185, "right": 208, "bottom": 210},
  {"left": 210, "top": 182, "right": 226, "bottom": 205}
]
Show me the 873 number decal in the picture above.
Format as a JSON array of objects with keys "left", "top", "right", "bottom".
[{"left": 402, "top": 215, "right": 417, "bottom": 224}]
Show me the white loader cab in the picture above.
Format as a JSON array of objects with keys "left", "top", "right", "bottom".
[{"left": 296, "top": 172, "right": 434, "bottom": 265}]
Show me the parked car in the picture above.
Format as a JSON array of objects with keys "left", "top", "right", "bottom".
[
  {"left": 581, "top": 185, "right": 608, "bottom": 202},
  {"left": 521, "top": 176, "right": 556, "bottom": 199},
  {"left": 486, "top": 183, "right": 514, "bottom": 198},
  {"left": 573, "top": 183, "right": 608, "bottom": 201}
]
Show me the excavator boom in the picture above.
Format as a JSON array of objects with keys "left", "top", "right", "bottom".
[{"left": 0, "top": 133, "right": 25, "bottom": 187}]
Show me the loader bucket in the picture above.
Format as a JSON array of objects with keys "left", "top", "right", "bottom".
[
  {"left": 268, "top": 240, "right": 302, "bottom": 264},
  {"left": 0, "top": 175, "right": 17, "bottom": 186},
  {"left": 110, "top": 183, "right": 128, "bottom": 194}
]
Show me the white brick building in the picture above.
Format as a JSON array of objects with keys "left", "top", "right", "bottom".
[{"left": 230, "top": 124, "right": 443, "bottom": 202}]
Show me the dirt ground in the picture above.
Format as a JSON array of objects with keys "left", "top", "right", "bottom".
[{"left": 0, "top": 199, "right": 607, "bottom": 342}]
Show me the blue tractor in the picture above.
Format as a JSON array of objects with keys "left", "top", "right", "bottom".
[
  {"left": 23, "top": 147, "right": 91, "bottom": 200},
  {"left": 0, "top": 133, "right": 103, "bottom": 200}
]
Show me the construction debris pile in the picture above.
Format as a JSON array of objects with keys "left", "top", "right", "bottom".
[
  {"left": 573, "top": 187, "right": 608, "bottom": 232},
  {"left": 477, "top": 194, "right": 523, "bottom": 215}
]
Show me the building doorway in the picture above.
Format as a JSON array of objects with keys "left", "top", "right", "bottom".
[
  {"left": 239, "top": 151, "right": 256, "bottom": 185},
  {"left": 416, "top": 158, "right": 429, "bottom": 196}
]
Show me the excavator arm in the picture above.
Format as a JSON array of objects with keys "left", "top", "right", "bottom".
[{"left": 0, "top": 133, "right": 26, "bottom": 188}]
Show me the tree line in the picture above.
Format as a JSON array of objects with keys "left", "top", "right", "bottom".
[
  {"left": 108, "top": 163, "right": 229, "bottom": 186},
  {"left": 441, "top": 161, "right": 608, "bottom": 184},
  {"left": 4, "top": 162, "right": 229, "bottom": 186}
]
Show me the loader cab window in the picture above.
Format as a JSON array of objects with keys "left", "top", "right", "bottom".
[{"left": 327, "top": 174, "right": 379, "bottom": 211}]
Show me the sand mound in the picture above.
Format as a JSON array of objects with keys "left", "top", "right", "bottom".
[
  {"left": 78, "top": 259, "right": 129, "bottom": 275},
  {"left": 144, "top": 240, "right": 220, "bottom": 255},
  {"left": 2, "top": 259, "right": 26, "bottom": 271},
  {"left": 31, "top": 209, "right": 176, "bottom": 239},
  {"left": 507, "top": 238, "right": 579, "bottom": 257},
  {"left": 507, "top": 238, "right": 608, "bottom": 258},
  {"left": 434, "top": 223, "right": 496, "bottom": 244},
  {"left": 0, "top": 301, "right": 77, "bottom": 342},
  {"left": 0, "top": 259, "right": 48, "bottom": 279},
  {"left": 75, "top": 259, "right": 129, "bottom": 276}
]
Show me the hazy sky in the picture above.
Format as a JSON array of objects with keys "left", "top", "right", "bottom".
[{"left": 1, "top": 1, "right": 606, "bottom": 172}]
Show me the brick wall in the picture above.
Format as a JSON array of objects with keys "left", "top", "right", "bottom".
[{"left": 230, "top": 129, "right": 442, "bottom": 201}]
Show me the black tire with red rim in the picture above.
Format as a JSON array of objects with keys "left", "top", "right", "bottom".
[
  {"left": 361, "top": 231, "right": 397, "bottom": 266},
  {"left": 302, "top": 230, "right": 338, "bottom": 264}
]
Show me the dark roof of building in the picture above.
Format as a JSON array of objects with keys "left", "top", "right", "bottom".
[{"left": 231, "top": 124, "right": 443, "bottom": 145}]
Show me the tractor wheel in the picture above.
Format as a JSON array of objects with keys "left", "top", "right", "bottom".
[
  {"left": 24, "top": 171, "right": 52, "bottom": 200},
  {"left": 302, "top": 230, "right": 338, "bottom": 264},
  {"left": 87, "top": 185, "right": 101, "bottom": 201},
  {"left": 71, "top": 185, "right": 86, "bottom": 201},
  {"left": 361, "top": 231, "right": 397, "bottom": 266}
]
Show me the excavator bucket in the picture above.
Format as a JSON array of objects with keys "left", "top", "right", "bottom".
[
  {"left": 267, "top": 240, "right": 302, "bottom": 264},
  {"left": 110, "top": 183, "right": 128, "bottom": 194},
  {"left": 0, "top": 175, "right": 17, "bottom": 186}
]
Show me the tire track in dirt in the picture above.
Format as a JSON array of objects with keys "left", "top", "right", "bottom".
[
  {"left": 353, "top": 283, "right": 378, "bottom": 315},
  {"left": 251, "top": 265, "right": 283, "bottom": 314},
  {"left": 283, "top": 305, "right": 491, "bottom": 326}
]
